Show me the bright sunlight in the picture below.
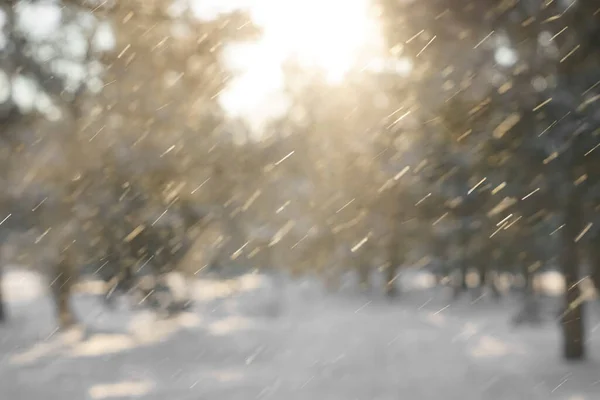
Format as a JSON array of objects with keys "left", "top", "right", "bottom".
[{"left": 190, "top": 0, "right": 387, "bottom": 133}]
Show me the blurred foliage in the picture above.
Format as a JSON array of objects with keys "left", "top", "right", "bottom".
[{"left": 0, "top": 0, "right": 598, "bottom": 358}]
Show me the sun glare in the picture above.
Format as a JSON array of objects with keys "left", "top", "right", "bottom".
[
  {"left": 248, "top": 0, "right": 384, "bottom": 83},
  {"left": 192, "top": 0, "right": 387, "bottom": 133}
]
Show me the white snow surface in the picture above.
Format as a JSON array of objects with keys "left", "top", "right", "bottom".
[{"left": 1, "top": 266, "right": 599, "bottom": 399}]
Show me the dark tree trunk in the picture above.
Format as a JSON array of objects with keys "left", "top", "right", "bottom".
[
  {"left": 460, "top": 236, "right": 469, "bottom": 292},
  {"left": 51, "top": 253, "right": 77, "bottom": 330},
  {"left": 0, "top": 266, "right": 5, "bottom": 323},
  {"left": 489, "top": 251, "right": 502, "bottom": 300},
  {"left": 589, "top": 234, "right": 600, "bottom": 292},
  {"left": 357, "top": 261, "right": 370, "bottom": 291},
  {"left": 489, "top": 274, "right": 502, "bottom": 300},
  {"left": 473, "top": 257, "right": 488, "bottom": 299},
  {"left": 477, "top": 262, "right": 487, "bottom": 287},
  {"left": 324, "top": 269, "right": 341, "bottom": 292},
  {"left": 432, "top": 238, "right": 448, "bottom": 286},
  {"left": 323, "top": 253, "right": 342, "bottom": 292},
  {"left": 385, "top": 208, "right": 403, "bottom": 297},
  {"left": 522, "top": 259, "right": 533, "bottom": 295},
  {"left": 385, "top": 261, "right": 398, "bottom": 297},
  {"left": 318, "top": 231, "right": 340, "bottom": 292},
  {"left": 560, "top": 188, "right": 585, "bottom": 360},
  {"left": 0, "top": 234, "right": 7, "bottom": 322},
  {"left": 385, "top": 233, "right": 401, "bottom": 298},
  {"left": 512, "top": 254, "right": 544, "bottom": 326},
  {"left": 460, "top": 264, "right": 468, "bottom": 290},
  {"left": 453, "top": 224, "right": 470, "bottom": 298}
]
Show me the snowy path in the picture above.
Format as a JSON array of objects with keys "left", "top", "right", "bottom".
[{"left": 1, "top": 268, "right": 599, "bottom": 400}]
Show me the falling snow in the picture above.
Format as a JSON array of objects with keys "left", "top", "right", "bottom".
[{"left": 1, "top": 0, "right": 600, "bottom": 398}]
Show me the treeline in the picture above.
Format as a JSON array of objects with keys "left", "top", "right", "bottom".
[{"left": 0, "top": 0, "right": 598, "bottom": 361}]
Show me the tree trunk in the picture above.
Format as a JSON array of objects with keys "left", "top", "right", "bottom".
[
  {"left": 489, "top": 272, "right": 502, "bottom": 300},
  {"left": 51, "top": 252, "right": 78, "bottom": 330},
  {"left": 0, "top": 233, "right": 6, "bottom": 322},
  {"left": 317, "top": 231, "right": 340, "bottom": 292},
  {"left": 460, "top": 264, "right": 468, "bottom": 290},
  {"left": 512, "top": 251, "right": 544, "bottom": 326},
  {"left": 357, "top": 261, "right": 370, "bottom": 291},
  {"left": 385, "top": 208, "right": 403, "bottom": 297},
  {"left": 0, "top": 266, "right": 5, "bottom": 323},
  {"left": 453, "top": 224, "right": 470, "bottom": 298},
  {"left": 477, "top": 262, "right": 487, "bottom": 287},
  {"left": 474, "top": 258, "right": 487, "bottom": 299},
  {"left": 385, "top": 233, "right": 401, "bottom": 298},
  {"left": 522, "top": 259, "right": 533, "bottom": 295},
  {"left": 324, "top": 270, "right": 341, "bottom": 292},
  {"left": 560, "top": 188, "right": 585, "bottom": 360},
  {"left": 460, "top": 234, "right": 469, "bottom": 292},
  {"left": 385, "top": 262, "right": 398, "bottom": 297},
  {"left": 489, "top": 250, "right": 502, "bottom": 300},
  {"left": 589, "top": 234, "right": 600, "bottom": 292},
  {"left": 432, "top": 238, "right": 448, "bottom": 286}
]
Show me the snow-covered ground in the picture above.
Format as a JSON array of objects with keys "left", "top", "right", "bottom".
[{"left": 1, "top": 267, "right": 599, "bottom": 400}]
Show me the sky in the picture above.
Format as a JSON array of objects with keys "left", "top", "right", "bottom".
[{"left": 185, "top": 0, "right": 389, "bottom": 135}]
